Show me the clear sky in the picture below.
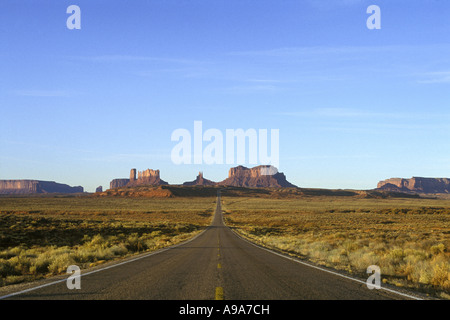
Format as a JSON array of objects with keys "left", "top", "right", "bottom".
[{"left": 1, "top": 0, "right": 450, "bottom": 192}]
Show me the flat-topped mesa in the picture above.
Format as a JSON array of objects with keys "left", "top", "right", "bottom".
[
  {"left": 0, "top": 180, "right": 84, "bottom": 194},
  {"left": 138, "top": 169, "right": 160, "bottom": 180},
  {"left": 0, "top": 180, "right": 39, "bottom": 193},
  {"left": 110, "top": 178, "right": 130, "bottom": 189},
  {"left": 109, "top": 168, "right": 168, "bottom": 189},
  {"left": 377, "top": 177, "right": 450, "bottom": 193},
  {"left": 228, "top": 165, "right": 278, "bottom": 178},
  {"left": 133, "top": 169, "right": 166, "bottom": 186},
  {"left": 220, "top": 165, "right": 297, "bottom": 188}
]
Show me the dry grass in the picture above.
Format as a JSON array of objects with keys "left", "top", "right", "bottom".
[
  {"left": 0, "top": 195, "right": 215, "bottom": 287},
  {"left": 222, "top": 196, "right": 450, "bottom": 299},
  {"left": 3, "top": 191, "right": 450, "bottom": 299}
]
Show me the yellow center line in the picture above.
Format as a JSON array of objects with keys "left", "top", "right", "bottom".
[
  {"left": 215, "top": 287, "right": 224, "bottom": 300},
  {"left": 217, "top": 263, "right": 222, "bottom": 269}
]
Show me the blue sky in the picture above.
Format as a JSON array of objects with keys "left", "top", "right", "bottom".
[{"left": 1, "top": 0, "right": 450, "bottom": 192}]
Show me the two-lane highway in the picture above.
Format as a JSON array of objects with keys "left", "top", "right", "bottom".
[{"left": 1, "top": 192, "right": 419, "bottom": 300}]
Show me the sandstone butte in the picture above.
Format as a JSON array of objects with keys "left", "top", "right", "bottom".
[
  {"left": 109, "top": 168, "right": 168, "bottom": 189},
  {"left": 218, "top": 165, "right": 297, "bottom": 188},
  {"left": 183, "top": 172, "right": 216, "bottom": 186},
  {"left": 377, "top": 177, "right": 450, "bottom": 194}
]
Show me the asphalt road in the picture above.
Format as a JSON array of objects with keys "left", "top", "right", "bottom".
[{"left": 1, "top": 192, "right": 420, "bottom": 300}]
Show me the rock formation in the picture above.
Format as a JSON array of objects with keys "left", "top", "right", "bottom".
[
  {"left": 130, "top": 168, "right": 137, "bottom": 182},
  {"left": 377, "top": 177, "right": 450, "bottom": 193},
  {"left": 109, "top": 166, "right": 296, "bottom": 190},
  {"left": 183, "top": 172, "right": 216, "bottom": 186},
  {"left": 128, "top": 168, "right": 168, "bottom": 187},
  {"left": 0, "top": 180, "right": 84, "bottom": 194},
  {"left": 95, "top": 186, "right": 103, "bottom": 193},
  {"left": 109, "top": 168, "right": 168, "bottom": 189},
  {"left": 218, "top": 165, "right": 297, "bottom": 188},
  {"left": 110, "top": 178, "right": 130, "bottom": 189}
]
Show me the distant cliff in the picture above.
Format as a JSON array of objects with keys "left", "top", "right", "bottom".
[
  {"left": 377, "top": 177, "right": 450, "bottom": 193},
  {"left": 0, "top": 180, "right": 83, "bottom": 194},
  {"left": 218, "top": 165, "right": 297, "bottom": 188}
]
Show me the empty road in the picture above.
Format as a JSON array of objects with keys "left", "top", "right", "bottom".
[{"left": 1, "top": 192, "right": 419, "bottom": 300}]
